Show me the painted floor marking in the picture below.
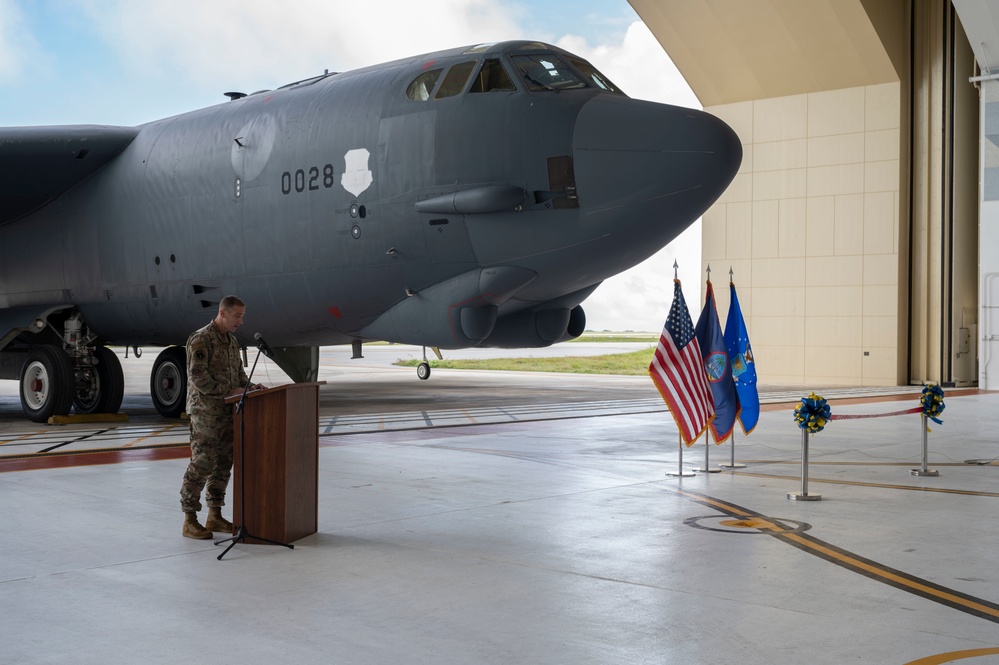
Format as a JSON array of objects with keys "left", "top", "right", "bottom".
[
  {"left": 670, "top": 487, "right": 999, "bottom": 624},
  {"left": 734, "top": 471, "right": 999, "bottom": 498},
  {"left": 903, "top": 647, "right": 999, "bottom": 664},
  {"left": 123, "top": 423, "right": 185, "bottom": 448}
]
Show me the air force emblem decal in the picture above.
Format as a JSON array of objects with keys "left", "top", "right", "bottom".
[{"left": 341, "top": 148, "right": 373, "bottom": 196}]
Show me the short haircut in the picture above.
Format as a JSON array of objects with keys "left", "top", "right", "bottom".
[{"left": 219, "top": 295, "right": 245, "bottom": 311}]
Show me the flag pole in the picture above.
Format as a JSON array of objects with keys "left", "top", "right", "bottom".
[
  {"left": 721, "top": 267, "right": 755, "bottom": 469},
  {"left": 694, "top": 430, "right": 721, "bottom": 473},
  {"left": 719, "top": 428, "right": 747, "bottom": 469},
  {"left": 666, "top": 431, "right": 695, "bottom": 477},
  {"left": 655, "top": 260, "right": 709, "bottom": 479}
]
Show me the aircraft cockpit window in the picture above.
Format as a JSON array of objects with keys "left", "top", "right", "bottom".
[
  {"left": 434, "top": 61, "right": 477, "bottom": 99},
  {"left": 567, "top": 57, "right": 624, "bottom": 95},
  {"left": 469, "top": 59, "right": 516, "bottom": 93},
  {"left": 463, "top": 43, "right": 495, "bottom": 54},
  {"left": 511, "top": 55, "right": 586, "bottom": 92},
  {"left": 406, "top": 68, "right": 443, "bottom": 101}
]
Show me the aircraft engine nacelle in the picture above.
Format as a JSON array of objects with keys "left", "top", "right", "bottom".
[
  {"left": 357, "top": 266, "right": 538, "bottom": 349},
  {"left": 480, "top": 305, "right": 586, "bottom": 349}
]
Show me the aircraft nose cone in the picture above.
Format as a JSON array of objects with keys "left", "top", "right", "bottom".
[{"left": 572, "top": 96, "right": 742, "bottom": 238}]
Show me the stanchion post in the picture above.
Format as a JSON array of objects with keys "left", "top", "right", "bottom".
[
  {"left": 788, "top": 429, "right": 821, "bottom": 501},
  {"left": 667, "top": 431, "right": 695, "bottom": 477},
  {"left": 719, "top": 428, "right": 747, "bottom": 469},
  {"left": 694, "top": 430, "right": 721, "bottom": 473},
  {"left": 910, "top": 413, "right": 939, "bottom": 477}
]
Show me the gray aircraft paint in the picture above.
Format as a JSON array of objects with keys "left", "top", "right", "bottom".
[{"left": 0, "top": 41, "right": 741, "bottom": 421}]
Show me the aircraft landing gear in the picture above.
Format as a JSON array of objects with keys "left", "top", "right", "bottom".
[
  {"left": 414, "top": 345, "right": 443, "bottom": 380},
  {"left": 73, "top": 346, "right": 124, "bottom": 415},
  {"left": 417, "top": 346, "right": 431, "bottom": 380},
  {"left": 150, "top": 346, "right": 187, "bottom": 418},
  {"left": 15, "top": 312, "right": 127, "bottom": 422},
  {"left": 19, "top": 346, "right": 75, "bottom": 423}
]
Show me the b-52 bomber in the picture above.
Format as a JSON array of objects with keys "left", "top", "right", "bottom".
[{"left": 0, "top": 40, "right": 741, "bottom": 423}]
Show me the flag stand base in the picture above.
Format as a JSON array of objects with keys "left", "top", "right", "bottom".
[
  {"left": 667, "top": 433, "right": 696, "bottom": 477},
  {"left": 719, "top": 431, "right": 747, "bottom": 469},
  {"left": 694, "top": 436, "right": 721, "bottom": 473},
  {"left": 787, "top": 492, "right": 822, "bottom": 501}
]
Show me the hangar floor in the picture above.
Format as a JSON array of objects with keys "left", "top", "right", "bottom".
[{"left": 1, "top": 349, "right": 997, "bottom": 664}]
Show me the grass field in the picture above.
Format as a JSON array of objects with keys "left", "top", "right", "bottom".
[{"left": 394, "top": 347, "right": 657, "bottom": 375}]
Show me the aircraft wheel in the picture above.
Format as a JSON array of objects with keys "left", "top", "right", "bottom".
[
  {"left": 417, "top": 362, "right": 431, "bottom": 381},
  {"left": 19, "top": 346, "right": 75, "bottom": 423},
  {"left": 150, "top": 346, "right": 187, "bottom": 418},
  {"left": 74, "top": 347, "right": 125, "bottom": 415}
]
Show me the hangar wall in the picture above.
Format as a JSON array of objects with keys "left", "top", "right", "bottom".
[
  {"left": 632, "top": 0, "right": 982, "bottom": 387},
  {"left": 703, "top": 84, "right": 902, "bottom": 385}
]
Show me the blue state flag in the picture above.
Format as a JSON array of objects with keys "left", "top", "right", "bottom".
[
  {"left": 724, "top": 280, "right": 760, "bottom": 434},
  {"left": 694, "top": 279, "right": 738, "bottom": 442}
]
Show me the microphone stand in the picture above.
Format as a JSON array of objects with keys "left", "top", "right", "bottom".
[{"left": 215, "top": 342, "right": 294, "bottom": 560}]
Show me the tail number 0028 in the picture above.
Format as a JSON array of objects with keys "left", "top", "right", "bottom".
[{"left": 281, "top": 165, "right": 335, "bottom": 194}]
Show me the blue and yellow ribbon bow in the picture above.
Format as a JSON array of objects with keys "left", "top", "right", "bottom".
[
  {"left": 794, "top": 392, "right": 831, "bottom": 434},
  {"left": 920, "top": 383, "right": 945, "bottom": 426}
]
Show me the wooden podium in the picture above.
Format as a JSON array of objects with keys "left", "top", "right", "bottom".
[{"left": 225, "top": 382, "right": 324, "bottom": 545}]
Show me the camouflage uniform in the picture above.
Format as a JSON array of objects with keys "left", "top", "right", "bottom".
[{"left": 179, "top": 320, "right": 248, "bottom": 513}]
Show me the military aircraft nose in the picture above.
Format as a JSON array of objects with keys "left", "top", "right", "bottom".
[{"left": 571, "top": 95, "right": 742, "bottom": 249}]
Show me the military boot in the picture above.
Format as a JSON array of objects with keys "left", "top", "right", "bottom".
[
  {"left": 205, "top": 507, "right": 234, "bottom": 534},
  {"left": 182, "top": 511, "right": 212, "bottom": 540}
]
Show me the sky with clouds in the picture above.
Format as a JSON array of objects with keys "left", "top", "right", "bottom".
[{"left": 0, "top": 0, "right": 705, "bottom": 332}]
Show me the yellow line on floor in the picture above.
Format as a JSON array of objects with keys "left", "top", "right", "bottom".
[
  {"left": 123, "top": 423, "right": 185, "bottom": 448},
  {"left": 733, "top": 471, "right": 999, "bottom": 497},
  {"left": 0, "top": 431, "right": 42, "bottom": 446},
  {"left": 667, "top": 487, "right": 999, "bottom": 623},
  {"left": 904, "top": 647, "right": 999, "bottom": 664},
  {"left": 776, "top": 530, "right": 999, "bottom": 620}
]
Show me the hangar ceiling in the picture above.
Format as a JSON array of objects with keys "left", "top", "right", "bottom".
[{"left": 627, "top": 0, "right": 905, "bottom": 106}]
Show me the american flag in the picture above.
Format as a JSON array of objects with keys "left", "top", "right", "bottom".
[{"left": 648, "top": 279, "right": 715, "bottom": 445}]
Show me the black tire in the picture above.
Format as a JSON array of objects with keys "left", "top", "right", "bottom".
[
  {"left": 417, "top": 362, "right": 431, "bottom": 380},
  {"left": 19, "top": 346, "right": 75, "bottom": 423},
  {"left": 74, "top": 346, "right": 125, "bottom": 415},
  {"left": 150, "top": 346, "right": 187, "bottom": 418}
]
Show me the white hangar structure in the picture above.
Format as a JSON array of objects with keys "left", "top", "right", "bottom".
[{"left": 629, "top": 0, "right": 999, "bottom": 390}]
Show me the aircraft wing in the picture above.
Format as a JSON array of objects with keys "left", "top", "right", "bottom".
[{"left": 0, "top": 125, "right": 138, "bottom": 226}]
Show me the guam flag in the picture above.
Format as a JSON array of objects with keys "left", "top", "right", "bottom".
[
  {"left": 724, "top": 280, "right": 759, "bottom": 434},
  {"left": 693, "top": 279, "right": 738, "bottom": 442}
]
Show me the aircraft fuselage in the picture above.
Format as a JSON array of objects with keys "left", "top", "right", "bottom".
[{"left": 0, "top": 41, "right": 742, "bottom": 420}]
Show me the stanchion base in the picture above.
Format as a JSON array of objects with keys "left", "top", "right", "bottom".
[
  {"left": 718, "top": 463, "right": 747, "bottom": 469},
  {"left": 910, "top": 469, "right": 939, "bottom": 476},
  {"left": 666, "top": 470, "right": 696, "bottom": 477},
  {"left": 787, "top": 492, "right": 822, "bottom": 501},
  {"left": 693, "top": 467, "right": 722, "bottom": 473}
]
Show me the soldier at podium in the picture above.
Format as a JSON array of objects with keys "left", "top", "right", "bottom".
[{"left": 180, "top": 295, "right": 264, "bottom": 539}]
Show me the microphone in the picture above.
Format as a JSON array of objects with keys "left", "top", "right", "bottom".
[{"left": 254, "top": 332, "right": 275, "bottom": 359}]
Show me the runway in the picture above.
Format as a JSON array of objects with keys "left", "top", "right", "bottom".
[{"left": 1, "top": 345, "right": 996, "bottom": 664}]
